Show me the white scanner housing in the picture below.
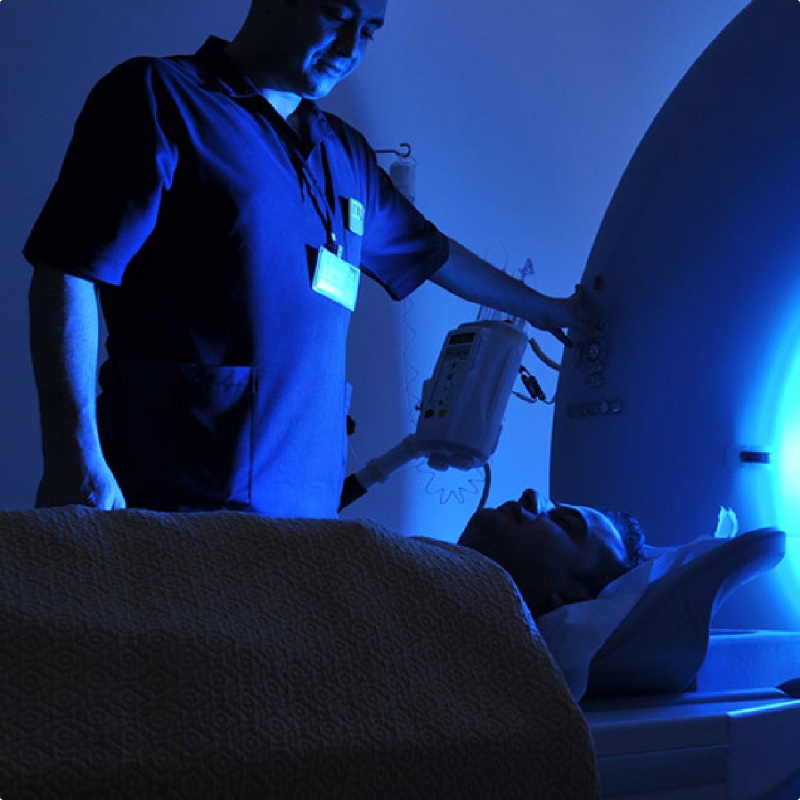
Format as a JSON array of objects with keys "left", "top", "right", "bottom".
[{"left": 550, "top": 0, "right": 800, "bottom": 632}]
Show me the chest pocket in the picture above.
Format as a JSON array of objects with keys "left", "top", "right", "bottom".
[{"left": 339, "top": 195, "right": 364, "bottom": 268}]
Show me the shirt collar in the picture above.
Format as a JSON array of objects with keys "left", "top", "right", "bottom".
[
  {"left": 195, "top": 36, "right": 259, "bottom": 99},
  {"left": 195, "top": 36, "right": 335, "bottom": 143}
]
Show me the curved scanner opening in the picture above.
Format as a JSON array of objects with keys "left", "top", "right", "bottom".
[{"left": 550, "top": 0, "right": 800, "bottom": 631}]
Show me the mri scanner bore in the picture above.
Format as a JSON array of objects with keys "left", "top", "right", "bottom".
[
  {"left": 547, "top": 4, "right": 800, "bottom": 794},
  {"left": 551, "top": 0, "right": 800, "bottom": 634}
]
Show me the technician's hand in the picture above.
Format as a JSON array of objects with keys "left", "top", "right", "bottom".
[
  {"left": 36, "top": 454, "right": 127, "bottom": 510},
  {"left": 532, "top": 284, "right": 599, "bottom": 347},
  {"left": 430, "top": 241, "right": 601, "bottom": 347}
]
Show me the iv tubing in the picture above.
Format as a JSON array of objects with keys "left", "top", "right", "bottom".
[{"left": 354, "top": 434, "right": 424, "bottom": 489}]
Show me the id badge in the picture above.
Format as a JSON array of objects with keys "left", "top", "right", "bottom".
[{"left": 312, "top": 246, "right": 361, "bottom": 311}]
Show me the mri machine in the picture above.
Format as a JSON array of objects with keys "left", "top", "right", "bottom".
[{"left": 550, "top": 0, "right": 800, "bottom": 795}]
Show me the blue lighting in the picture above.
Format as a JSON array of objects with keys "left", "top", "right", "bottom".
[
  {"left": 775, "top": 309, "right": 800, "bottom": 605},
  {"left": 552, "top": 0, "right": 800, "bottom": 631}
]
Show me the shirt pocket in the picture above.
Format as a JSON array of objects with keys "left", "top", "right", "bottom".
[
  {"left": 342, "top": 229, "right": 363, "bottom": 270},
  {"left": 106, "top": 356, "right": 255, "bottom": 509},
  {"left": 339, "top": 195, "right": 364, "bottom": 268}
]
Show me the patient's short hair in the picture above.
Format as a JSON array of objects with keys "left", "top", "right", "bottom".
[
  {"left": 583, "top": 510, "right": 648, "bottom": 599},
  {"left": 603, "top": 510, "right": 648, "bottom": 568}
]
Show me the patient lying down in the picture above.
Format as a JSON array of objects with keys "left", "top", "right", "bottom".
[
  {"left": 458, "top": 489, "right": 646, "bottom": 618},
  {"left": 460, "top": 491, "right": 786, "bottom": 698}
]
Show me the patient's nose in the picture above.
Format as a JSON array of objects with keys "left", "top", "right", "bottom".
[{"left": 520, "top": 489, "right": 554, "bottom": 515}]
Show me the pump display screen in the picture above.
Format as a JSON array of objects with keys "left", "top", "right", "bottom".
[{"left": 448, "top": 332, "right": 475, "bottom": 346}]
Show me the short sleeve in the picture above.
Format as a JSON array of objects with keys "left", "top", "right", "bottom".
[
  {"left": 361, "top": 160, "right": 450, "bottom": 300},
  {"left": 325, "top": 119, "right": 449, "bottom": 301},
  {"left": 23, "top": 58, "right": 179, "bottom": 285}
]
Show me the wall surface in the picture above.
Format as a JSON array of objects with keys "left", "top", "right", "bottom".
[{"left": 1, "top": 0, "right": 748, "bottom": 542}]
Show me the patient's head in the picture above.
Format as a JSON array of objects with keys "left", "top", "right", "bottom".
[{"left": 458, "top": 489, "right": 646, "bottom": 618}]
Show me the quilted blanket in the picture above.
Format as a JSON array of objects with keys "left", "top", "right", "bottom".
[{"left": 0, "top": 507, "right": 598, "bottom": 799}]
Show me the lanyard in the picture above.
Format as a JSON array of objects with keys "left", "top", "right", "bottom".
[
  {"left": 242, "top": 93, "right": 343, "bottom": 253},
  {"left": 285, "top": 137, "right": 341, "bottom": 253}
]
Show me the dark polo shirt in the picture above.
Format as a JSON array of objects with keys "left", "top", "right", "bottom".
[{"left": 25, "top": 37, "right": 448, "bottom": 516}]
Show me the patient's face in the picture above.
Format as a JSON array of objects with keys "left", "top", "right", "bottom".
[{"left": 459, "top": 489, "right": 628, "bottom": 617}]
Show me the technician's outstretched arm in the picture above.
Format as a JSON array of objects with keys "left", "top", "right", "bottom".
[
  {"left": 28, "top": 264, "right": 126, "bottom": 509},
  {"left": 431, "top": 239, "right": 592, "bottom": 345}
]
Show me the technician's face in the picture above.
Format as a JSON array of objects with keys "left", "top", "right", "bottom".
[
  {"left": 257, "top": 0, "right": 387, "bottom": 99},
  {"left": 460, "top": 489, "right": 628, "bottom": 617}
]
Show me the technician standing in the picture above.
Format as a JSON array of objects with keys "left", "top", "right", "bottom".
[{"left": 26, "top": 0, "right": 586, "bottom": 517}]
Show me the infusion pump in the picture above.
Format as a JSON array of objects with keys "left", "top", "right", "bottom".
[
  {"left": 414, "top": 320, "right": 529, "bottom": 470},
  {"left": 339, "top": 318, "right": 530, "bottom": 509}
]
